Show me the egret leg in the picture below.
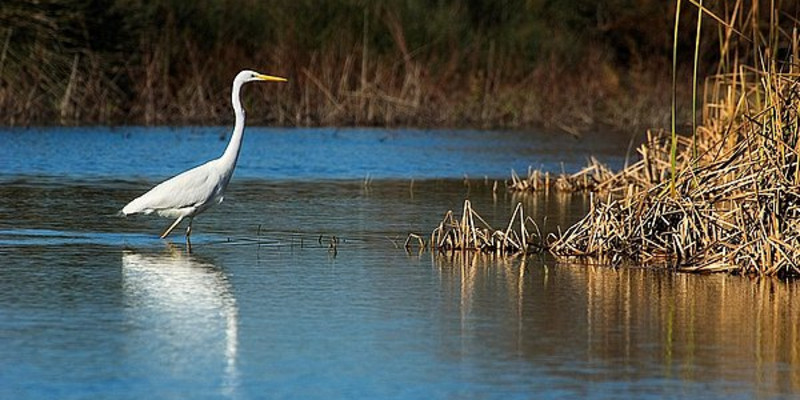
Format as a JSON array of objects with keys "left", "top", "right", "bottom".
[
  {"left": 185, "top": 218, "right": 193, "bottom": 252},
  {"left": 160, "top": 216, "right": 184, "bottom": 239}
]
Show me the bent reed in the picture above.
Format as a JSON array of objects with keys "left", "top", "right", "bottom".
[{"left": 407, "top": 200, "right": 543, "bottom": 256}]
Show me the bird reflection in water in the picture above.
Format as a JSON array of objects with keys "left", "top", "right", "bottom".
[{"left": 121, "top": 248, "right": 239, "bottom": 396}]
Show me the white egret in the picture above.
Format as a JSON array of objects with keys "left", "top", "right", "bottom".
[{"left": 121, "top": 70, "right": 287, "bottom": 241}]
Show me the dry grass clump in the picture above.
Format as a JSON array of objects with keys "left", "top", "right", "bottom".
[
  {"left": 510, "top": 131, "right": 694, "bottom": 195},
  {"left": 420, "top": 2, "right": 800, "bottom": 276},
  {"left": 549, "top": 57, "right": 800, "bottom": 276},
  {"left": 423, "top": 200, "right": 543, "bottom": 255},
  {"left": 516, "top": 1, "right": 800, "bottom": 277},
  {"left": 510, "top": 157, "right": 619, "bottom": 193}
]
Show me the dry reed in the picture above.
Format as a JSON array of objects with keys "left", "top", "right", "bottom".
[
  {"left": 541, "top": 3, "right": 800, "bottom": 277},
  {"left": 419, "top": 200, "right": 543, "bottom": 256},
  {"left": 509, "top": 157, "right": 619, "bottom": 193}
]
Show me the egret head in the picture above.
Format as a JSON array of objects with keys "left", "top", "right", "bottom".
[{"left": 236, "top": 70, "right": 288, "bottom": 84}]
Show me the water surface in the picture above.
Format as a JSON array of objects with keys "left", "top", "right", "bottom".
[
  {"left": 1, "top": 128, "right": 798, "bottom": 399},
  {"left": 0, "top": 126, "right": 632, "bottom": 180}
]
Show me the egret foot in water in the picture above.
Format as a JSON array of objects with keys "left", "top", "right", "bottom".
[{"left": 185, "top": 223, "right": 193, "bottom": 252}]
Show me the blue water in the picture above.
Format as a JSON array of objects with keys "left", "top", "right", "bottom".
[
  {"left": 0, "top": 126, "right": 630, "bottom": 181},
  {"left": 1, "top": 127, "right": 798, "bottom": 399}
]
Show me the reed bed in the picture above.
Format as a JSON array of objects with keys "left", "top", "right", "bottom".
[
  {"left": 510, "top": 130, "right": 699, "bottom": 195},
  {"left": 421, "top": 200, "right": 543, "bottom": 256},
  {"left": 550, "top": 115, "right": 800, "bottom": 276},
  {"left": 544, "top": 2, "right": 800, "bottom": 277}
]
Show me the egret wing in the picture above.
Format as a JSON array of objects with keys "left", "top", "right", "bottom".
[{"left": 122, "top": 160, "right": 226, "bottom": 215}]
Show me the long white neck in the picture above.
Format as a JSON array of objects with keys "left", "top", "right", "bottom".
[{"left": 221, "top": 78, "right": 246, "bottom": 168}]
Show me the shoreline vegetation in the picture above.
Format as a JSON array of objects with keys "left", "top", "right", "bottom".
[
  {"left": 0, "top": 0, "right": 698, "bottom": 132},
  {"left": 505, "top": 1, "right": 800, "bottom": 277}
]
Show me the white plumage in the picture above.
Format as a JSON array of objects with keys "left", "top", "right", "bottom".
[{"left": 122, "top": 70, "right": 287, "bottom": 240}]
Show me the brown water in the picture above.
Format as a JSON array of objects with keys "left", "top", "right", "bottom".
[{"left": 1, "top": 128, "right": 798, "bottom": 399}]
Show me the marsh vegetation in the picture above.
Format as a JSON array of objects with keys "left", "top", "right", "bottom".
[
  {"left": 1, "top": 0, "right": 693, "bottom": 130},
  {"left": 511, "top": 1, "right": 800, "bottom": 276}
]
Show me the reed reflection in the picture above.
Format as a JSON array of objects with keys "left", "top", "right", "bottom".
[
  {"left": 121, "top": 248, "right": 239, "bottom": 396},
  {"left": 433, "top": 252, "right": 800, "bottom": 395},
  {"left": 433, "top": 251, "right": 530, "bottom": 357},
  {"left": 576, "top": 266, "right": 800, "bottom": 392}
]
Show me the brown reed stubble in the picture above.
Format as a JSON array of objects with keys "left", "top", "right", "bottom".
[
  {"left": 424, "top": 200, "right": 543, "bottom": 256},
  {"left": 532, "top": 2, "right": 800, "bottom": 277}
]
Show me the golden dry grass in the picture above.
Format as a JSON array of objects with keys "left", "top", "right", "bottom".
[
  {"left": 541, "top": 3, "right": 800, "bottom": 277},
  {"left": 416, "top": 200, "right": 543, "bottom": 256}
]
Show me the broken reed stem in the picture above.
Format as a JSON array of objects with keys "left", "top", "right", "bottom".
[
  {"left": 509, "top": 154, "right": 623, "bottom": 194},
  {"left": 417, "top": 200, "right": 542, "bottom": 256}
]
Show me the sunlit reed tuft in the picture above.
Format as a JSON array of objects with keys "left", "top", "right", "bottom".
[
  {"left": 410, "top": 200, "right": 543, "bottom": 256},
  {"left": 533, "top": 1, "right": 800, "bottom": 277}
]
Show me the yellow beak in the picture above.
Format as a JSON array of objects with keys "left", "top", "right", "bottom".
[{"left": 257, "top": 74, "right": 288, "bottom": 82}]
